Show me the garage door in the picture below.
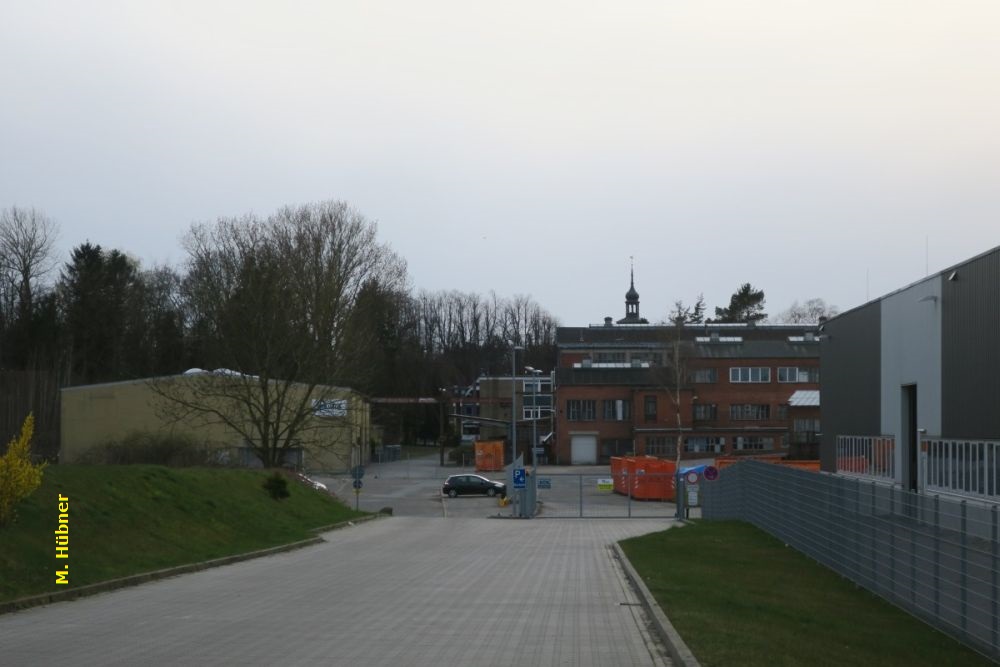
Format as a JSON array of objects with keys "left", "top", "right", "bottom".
[{"left": 570, "top": 434, "right": 598, "bottom": 465}]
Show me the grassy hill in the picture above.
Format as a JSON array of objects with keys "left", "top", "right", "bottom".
[{"left": 0, "top": 465, "right": 367, "bottom": 603}]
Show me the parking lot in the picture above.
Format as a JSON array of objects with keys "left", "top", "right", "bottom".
[{"left": 315, "top": 453, "right": 687, "bottom": 519}]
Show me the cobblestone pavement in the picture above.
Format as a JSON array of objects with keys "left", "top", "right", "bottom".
[{"left": 0, "top": 516, "right": 677, "bottom": 666}]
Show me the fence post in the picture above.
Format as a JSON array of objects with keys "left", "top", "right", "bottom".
[
  {"left": 934, "top": 494, "right": 941, "bottom": 618},
  {"left": 910, "top": 492, "right": 917, "bottom": 606},
  {"left": 579, "top": 474, "right": 583, "bottom": 518},
  {"left": 627, "top": 471, "right": 632, "bottom": 519},
  {"left": 961, "top": 500, "right": 968, "bottom": 639},
  {"left": 992, "top": 503, "right": 998, "bottom": 659},
  {"left": 871, "top": 482, "right": 878, "bottom": 592},
  {"left": 854, "top": 479, "right": 861, "bottom": 579},
  {"left": 889, "top": 488, "right": 896, "bottom": 600}
]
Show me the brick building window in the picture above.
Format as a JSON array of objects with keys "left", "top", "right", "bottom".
[
  {"left": 684, "top": 436, "right": 725, "bottom": 453},
  {"left": 601, "top": 439, "right": 632, "bottom": 459},
  {"left": 735, "top": 436, "right": 775, "bottom": 450},
  {"left": 602, "top": 399, "right": 632, "bottom": 421},
  {"left": 778, "top": 367, "right": 820, "bottom": 383},
  {"left": 631, "top": 352, "right": 663, "bottom": 366},
  {"left": 690, "top": 368, "right": 718, "bottom": 383},
  {"left": 644, "top": 395, "right": 657, "bottom": 422},
  {"left": 729, "top": 367, "right": 771, "bottom": 383},
  {"left": 566, "top": 399, "right": 596, "bottom": 421},
  {"left": 645, "top": 436, "right": 675, "bottom": 456},
  {"left": 730, "top": 404, "right": 771, "bottom": 420},
  {"left": 692, "top": 403, "right": 718, "bottom": 421}
]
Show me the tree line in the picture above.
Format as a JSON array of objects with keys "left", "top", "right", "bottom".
[
  {"left": 1, "top": 201, "right": 837, "bottom": 460},
  {"left": 0, "top": 202, "right": 558, "bottom": 457}
]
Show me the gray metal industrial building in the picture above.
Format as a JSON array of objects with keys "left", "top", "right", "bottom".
[{"left": 820, "top": 244, "right": 1000, "bottom": 501}]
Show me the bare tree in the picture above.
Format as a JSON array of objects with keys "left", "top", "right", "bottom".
[
  {"left": 0, "top": 206, "right": 59, "bottom": 321},
  {"left": 661, "top": 307, "right": 696, "bottom": 470},
  {"left": 152, "top": 201, "right": 406, "bottom": 467},
  {"left": 772, "top": 298, "right": 839, "bottom": 324}
]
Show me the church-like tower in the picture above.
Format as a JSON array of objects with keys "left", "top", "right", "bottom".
[{"left": 616, "top": 260, "right": 648, "bottom": 324}]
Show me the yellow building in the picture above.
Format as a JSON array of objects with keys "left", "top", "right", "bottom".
[{"left": 59, "top": 372, "right": 371, "bottom": 472}]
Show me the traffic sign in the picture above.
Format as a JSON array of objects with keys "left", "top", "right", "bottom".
[
  {"left": 704, "top": 465, "right": 719, "bottom": 481},
  {"left": 685, "top": 470, "right": 700, "bottom": 485},
  {"left": 352, "top": 478, "right": 363, "bottom": 490},
  {"left": 513, "top": 468, "right": 526, "bottom": 489},
  {"left": 351, "top": 465, "right": 365, "bottom": 479}
]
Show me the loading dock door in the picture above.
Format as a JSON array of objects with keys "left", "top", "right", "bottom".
[{"left": 570, "top": 434, "right": 598, "bottom": 465}]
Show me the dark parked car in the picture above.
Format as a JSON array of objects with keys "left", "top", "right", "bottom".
[{"left": 442, "top": 474, "right": 506, "bottom": 498}]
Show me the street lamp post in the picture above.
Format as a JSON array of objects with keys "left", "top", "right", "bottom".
[
  {"left": 510, "top": 343, "right": 524, "bottom": 465},
  {"left": 525, "top": 365, "right": 544, "bottom": 517},
  {"left": 525, "top": 366, "right": 543, "bottom": 465}
]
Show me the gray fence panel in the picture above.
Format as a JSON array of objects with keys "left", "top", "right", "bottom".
[
  {"left": 535, "top": 473, "right": 674, "bottom": 519},
  {"left": 702, "top": 461, "right": 1000, "bottom": 661}
]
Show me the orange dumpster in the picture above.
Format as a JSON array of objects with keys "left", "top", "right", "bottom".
[
  {"left": 611, "top": 456, "right": 677, "bottom": 501},
  {"left": 474, "top": 440, "right": 505, "bottom": 472}
]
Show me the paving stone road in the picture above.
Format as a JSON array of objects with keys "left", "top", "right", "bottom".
[{"left": 0, "top": 516, "right": 677, "bottom": 666}]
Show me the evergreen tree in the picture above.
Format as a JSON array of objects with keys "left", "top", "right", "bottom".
[{"left": 714, "top": 283, "right": 767, "bottom": 323}]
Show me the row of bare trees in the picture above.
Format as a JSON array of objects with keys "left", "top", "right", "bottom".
[{"left": 0, "top": 201, "right": 558, "bottom": 460}]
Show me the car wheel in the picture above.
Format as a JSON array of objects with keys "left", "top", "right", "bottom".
[
  {"left": 487, "top": 487, "right": 496, "bottom": 497},
  {"left": 448, "top": 489, "right": 458, "bottom": 498}
]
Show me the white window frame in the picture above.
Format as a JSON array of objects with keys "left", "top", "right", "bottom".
[{"left": 729, "top": 367, "right": 771, "bottom": 383}]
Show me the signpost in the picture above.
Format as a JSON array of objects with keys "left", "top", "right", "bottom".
[
  {"left": 686, "top": 483, "right": 699, "bottom": 507},
  {"left": 351, "top": 466, "right": 364, "bottom": 510}
]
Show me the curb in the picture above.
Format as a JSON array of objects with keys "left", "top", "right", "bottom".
[
  {"left": 612, "top": 543, "right": 702, "bottom": 667},
  {"left": 0, "top": 513, "right": 386, "bottom": 616}
]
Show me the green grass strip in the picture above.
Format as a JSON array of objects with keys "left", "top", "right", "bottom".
[{"left": 620, "top": 520, "right": 991, "bottom": 666}]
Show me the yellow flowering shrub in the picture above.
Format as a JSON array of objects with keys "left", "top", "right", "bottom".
[{"left": 0, "top": 414, "right": 46, "bottom": 526}]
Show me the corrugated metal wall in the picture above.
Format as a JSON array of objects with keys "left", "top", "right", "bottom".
[
  {"left": 820, "top": 301, "right": 882, "bottom": 471},
  {"left": 942, "top": 248, "right": 1000, "bottom": 439}
]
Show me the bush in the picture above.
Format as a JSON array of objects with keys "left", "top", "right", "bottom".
[
  {"left": 0, "top": 414, "right": 46, "bottom": 526},
  {"left": 79, "top": 432, "right": 215, "bottom": 466},
  {"left": 263, "top": 472, "right": 290, "bottom": 500}
]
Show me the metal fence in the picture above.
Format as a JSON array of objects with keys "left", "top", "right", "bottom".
[
  {"left": 924, "top": 438, "right": 1000, "bottom": 500},
  {"left": 836, "top": 434, "right": 896, "bottom": 481},
  {"left": 701, "top": 461, "right": 1000, "bottom": 661},
  {"left": 535, "top": 473, "right": 675, "bottom": 519}
]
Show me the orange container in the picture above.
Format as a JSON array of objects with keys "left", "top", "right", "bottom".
[
  {"left": 714, "top": 454, "right": 819, "bottom": 472},
  {"left": 474, "top": 440, "right": 505, "bottom": 472},
  {"left": 611, "top": 456, "right": 677, "bottom": 501}
]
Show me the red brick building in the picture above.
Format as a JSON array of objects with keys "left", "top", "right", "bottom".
[{"left": 553, "top": 289, "right": 821, "bottom": 464}]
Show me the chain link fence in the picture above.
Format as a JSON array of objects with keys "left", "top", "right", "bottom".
[{"left": 701, "top": 461, "right": 1000, "bottom": 661}]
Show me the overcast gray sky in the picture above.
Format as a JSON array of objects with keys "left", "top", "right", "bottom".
[{"left": 2, "top": 1, "right": 998, "bottom": 325}]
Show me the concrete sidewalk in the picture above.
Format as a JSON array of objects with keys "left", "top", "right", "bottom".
[{"left": 0, "top": 517, "right": 678, "bottom": 666}]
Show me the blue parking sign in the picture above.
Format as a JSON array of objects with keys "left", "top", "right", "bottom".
[{"left": 513, "top": 468, "right": 526, "bottom": 489}]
